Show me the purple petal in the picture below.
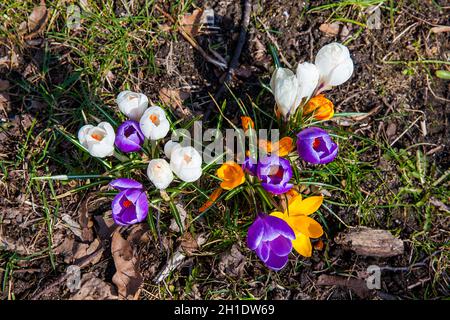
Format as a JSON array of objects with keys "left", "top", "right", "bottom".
[
  {"left": 263, "top": 216, "right": 295, "bottom": 241},
  {"left": 265, "top": 251, "right": 289, "bottom": 271},
  {"left": 261, "top": 182, "right": 293, "bottom": 195},
  {"left": 242, "top": 157, "right": 257, "bottom": 176},
  {"left": 297, "top": 127, "right": 328, "bottom": 140},
  {"left": 318, "top": 142, "right": 338, "bottom": 164},
  {"left": 256, "top": 241, "right": 270, "bottom": 262},
  {"left": 269, "top": 236, "right": 293, "bottom": 256},
  {"left": 110, "top": 178, "right": 143, "bottom": 191},
  {"left": 134, "top": 191, "right": 149, "bottom": 222},
  {"left": 117, "top": 206, "right": 139, "bottom": 225},
  {"left": 111, "top": 191, "right": 126, "bottom": 217},
  {"left": 297, "top": 127, "right": 338, "bottom": 165},
  {"left": 247, "top": 217, "right": 265, "bottom": 250},
  {"left": 115, "top": 120, "right": 144, "bottom": 153}
]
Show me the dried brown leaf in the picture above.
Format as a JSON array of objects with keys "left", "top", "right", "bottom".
[
  {"left": 20, "top": 1, "right": 48, "bottom": 39},
  {"left": 180, "top": 232, "right": 198, "bottom": 256},
  {"left": 70, "top": 273, "right": 118, "bottom": 300},
  {"left": 159, "top": 87, "right": 191, "bottom": 117},
  {"left": 111, "top": 230, "right": 143, "bottom": 300},
  {"left": 78, "top": 196, "right": 95, "bottom": 242},
  {"left": 317, "top": 274, "right": 371, "bottom": 299},
  {"left": 218, "top": 244, "right": 245, "bottom": 278},
  {"left": 180, "top": 8, "right": 205, "bottom": 37}
]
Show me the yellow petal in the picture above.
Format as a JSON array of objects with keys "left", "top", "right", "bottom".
[
  {"left": 292, "top": 233, "right": 312, "bottom": 257},
  {"left": 287, "top": 195, "right": 323, "bottom": 216},
  {"left": 270, "top": 211, "right": 286, "bottom": 220},
  {"left": 289, "top": 216, "right": 323, "bottom": 238},
  {"left": 274, "top": 137, "right": 294, "bottom": 157}
]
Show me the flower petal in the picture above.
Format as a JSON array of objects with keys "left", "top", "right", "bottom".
[
  {"left": 256, "top": 241, "right": 270, "bottom": 263},
  {"left": 287, "top": 195, "right": 323, "bottom": 216},
  {"left": 265, "top": 251, "right": 289, "bottom": 271},
  {"left": 263, "top": 215, "right": 295, "bottom": 241},
  {"left": 247, "top": 217, "right": 265, "bottom": 250},
  {"left": 269, "top": 235, "right": 292, "bottom": 256},
  {"left": 134, "top": 191, "right": 149, "bottom": 222},
  {"left": 289, "top": 216, "right": 323, "bottom": 238},
  {"left": 109, "top": 178, "right": 143, "bottom": 191},
  {"left": 292, "top": 233, "right": 312, "bottom": 257}
]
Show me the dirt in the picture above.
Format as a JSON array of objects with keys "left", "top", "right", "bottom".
[{"left": 0, "top": 0, "right": 449, "bottom": 300}]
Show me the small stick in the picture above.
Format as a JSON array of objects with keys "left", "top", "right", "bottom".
[{"left": 204, "top": 0, "right": 252, "bottom": 120}]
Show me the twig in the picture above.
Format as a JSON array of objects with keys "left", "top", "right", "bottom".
[
  {"left": 257, "top": 17, "right": 293, "bottom": 69},
  {"left": 154, "top": 5, "right": 227, "bottom": 69},
  {"left": 204, "top": 0, "right": 252, "bottom": 120}
]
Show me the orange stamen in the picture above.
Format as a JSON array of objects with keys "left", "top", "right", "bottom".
[
  {"left": 91, "top": 133, "right": 103, "bottom": 141},
  {"left": 313, "top": 138, "right": 321, "bottom": 149},
  {"left": 123, "top": 200, "right": 132, "bottom": 208},
  {"left": 149, "top": 114, "right": 159, "bottom": 125}
]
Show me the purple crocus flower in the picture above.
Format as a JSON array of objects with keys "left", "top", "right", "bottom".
[
  {"left": 296, "top": 127, "right": 338, "bottom": 164},
  {"left": 256, "top": 155, "right": 293, "bottom": 194},
  {"left": 115, "top": 120, "right": 145, "bottom": 153},
  {"left": 110, "top": 178, "right": 148, "bottom": 226},
  {"left": 247, "top": 213, "right": 295, "bottom": 271},
  {"left": 242, "top": 156, "right": 257, "bottom": 176}
]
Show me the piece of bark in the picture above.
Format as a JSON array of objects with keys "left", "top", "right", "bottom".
[
  {"left": 335, "top": 227, "right": 404, "bottom": 257},
  {"left": 317, "top": 274, "right": 371, "bottom": 299}
]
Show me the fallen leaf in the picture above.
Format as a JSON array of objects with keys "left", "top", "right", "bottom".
[
  {"left": 70, "top": 273, "right": 118, "bottom": 300},
  {"left": 218, "top": 244, "right": 245, "bottom": 278},
  {"left": 430, "top": 26, "right": 450, "bottom": 33},
  {"left": 61, "top": 214, "right": 83, "bottom": 239},
  {"left": 385, "top": 122, "right": 397, "bottom": 139},
  {"left": 429, "top": 198, "right": 449, "bottom": 213},
  {"left": 317, "top": 274, "right": 371, "bottom": 299},
  {"left": 111, "top": 230, "right": 143, "bottom": 300},
  {"left": 78, "top": 196, "right": 95, "bottom": 242},
  {"left": 335, "top": 227, "right": 404, "bottom": 257},
  {"left": 180, "top": 232, "right": 198, "bottom": 256},
  {"left": 319, "top": 22, "right": 349, "bottom": 38},
  {"left": 159, "top": 88, "right": 191, "bottom": 117},
  {"left": 179, "top": 8, "right": 205, "bottom": 37},
  {"left": 19, "top": 1, "right": 48, "bottom": 39}
]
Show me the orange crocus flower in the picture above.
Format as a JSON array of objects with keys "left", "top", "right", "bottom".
[
  {"left": 303, "top": 94, "right": 334, "bottom": 120},
  {"left": 216, "top": 161, "right": 245, "bottom": 190},
  {"left": 258, "top": 137, "right": 294, "bottom": 157},
  {"left": 241, "top": 116, "right": 254, "bottom": 132}
]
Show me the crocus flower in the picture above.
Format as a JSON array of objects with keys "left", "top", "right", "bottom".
[
  {"left": 271, "top": 194, "right": 324, "bottom": 257},
  {"left": 315, "top": 42, "right": 354, "bottom": 92},
  {"left": 296, "top": 127, "right": 338, "bottom": 165},
  {"left": 247, "top": 213, "right": 296, "bottom": 271},
  {"left": 170, "top": 146, "right": 202, "bottom": 182},
  {"left": 110, "top": 178, "right": 149, "bottom": 226},
  {"left": 78, "top": 122, "right": 115, "bottom": 158},
  {"left": 296, "top": 62, "right": 319, "bottom": 100},
  {"left": 258, "top": 137, "right": 294, "bottom": 157},
  {"left": 147, "top": 158, "right": 174, "bottom": 189},
  {"left": 270, "top": 68, "right": 302, "bottom": 118},
  {"left": 164, "top": 140, "right": 182, "bottom": 159},
  {"left": 216, "top": 161, "right": 245, "bottom": 190},
  {"left": 242, "top": 156, "right": 257, "bottom": 176},
  {"left": 270, "top": 63, "right": 319, "bottom": 118},
  {"left": 116, "top": 90, "right": 149, "bottom": 121},
  {"left": 303, "top": 95, "right": 334, "bottom": 120},
  {"left": 241, "top": 116, "right": 254, "bottom": 132},
  {"left": 257, "top": 155, "right": 293, "bottom": 194},
  {"left": 139, "top": 106, "right": 170, "bottom": 140},
  {"left": 114, "top": 120, "right": 145, "bottom": 153}
]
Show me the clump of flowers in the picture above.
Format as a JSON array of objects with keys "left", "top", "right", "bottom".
[{"left": 76, "top": 90, "right": 204, "bottom": 227}]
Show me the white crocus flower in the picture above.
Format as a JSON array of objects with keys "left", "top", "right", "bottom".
[
  {"left": 170, "top": 146, "right": 202, "bottom": 182},
  {"left": 164, "top": 140, "right": 182, "bottom": 159},
  {"left": 147, "top": 159, "right": 174, "bottom": 189},
  {"left": 296, "top": 62, "right": 319, "bottom": 101},
  {"left": 78, "top": 122, "right": 115, "bottom": 158},
  {"left": 315, "top": 42, "right": 354, "bottom": 91},
  {"left": 116, "top": 91, "right": 149, "bottom": 121},
  {"left": 270, "top": 67, "right": 303, "bottom": 118},
  {"left": 139, "top": 106, "right": 170, "bottom": 140}
]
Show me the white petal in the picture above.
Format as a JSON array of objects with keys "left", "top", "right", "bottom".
[
  {"left": 173, "top": 166, "right": 202, "bottom": 183},
  {"left": 270, "top": 68, "right": 299, "bottom": 117},
  {"left": 97, "top": 122, "right": 116, "bottom": 145},
  {"left": 164, "top": 140, "right": 181, "bottom": 159},
  {"left": 116, "top": 91, "right": 149, "bottom": 121},
  {"left": 139, "top": 106, "right": 170, "bottom": 140},
  {"left": 78, "top": 125, "right": 94, "bottom": 148},
  {"left": 326, "top": 58, "right": 354, "bottom": 86},
  {"left": 147, "top": 159, "right": 174, "bottom": 189},
  {"left": 88, "top": 141, "right": 115, "bottom": 158},
  {"left": 296, "top": 62, "right": 319, "bottom": 99},
  {"left": 315, "top": 42, "right": 353, "bottom": 89}
]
